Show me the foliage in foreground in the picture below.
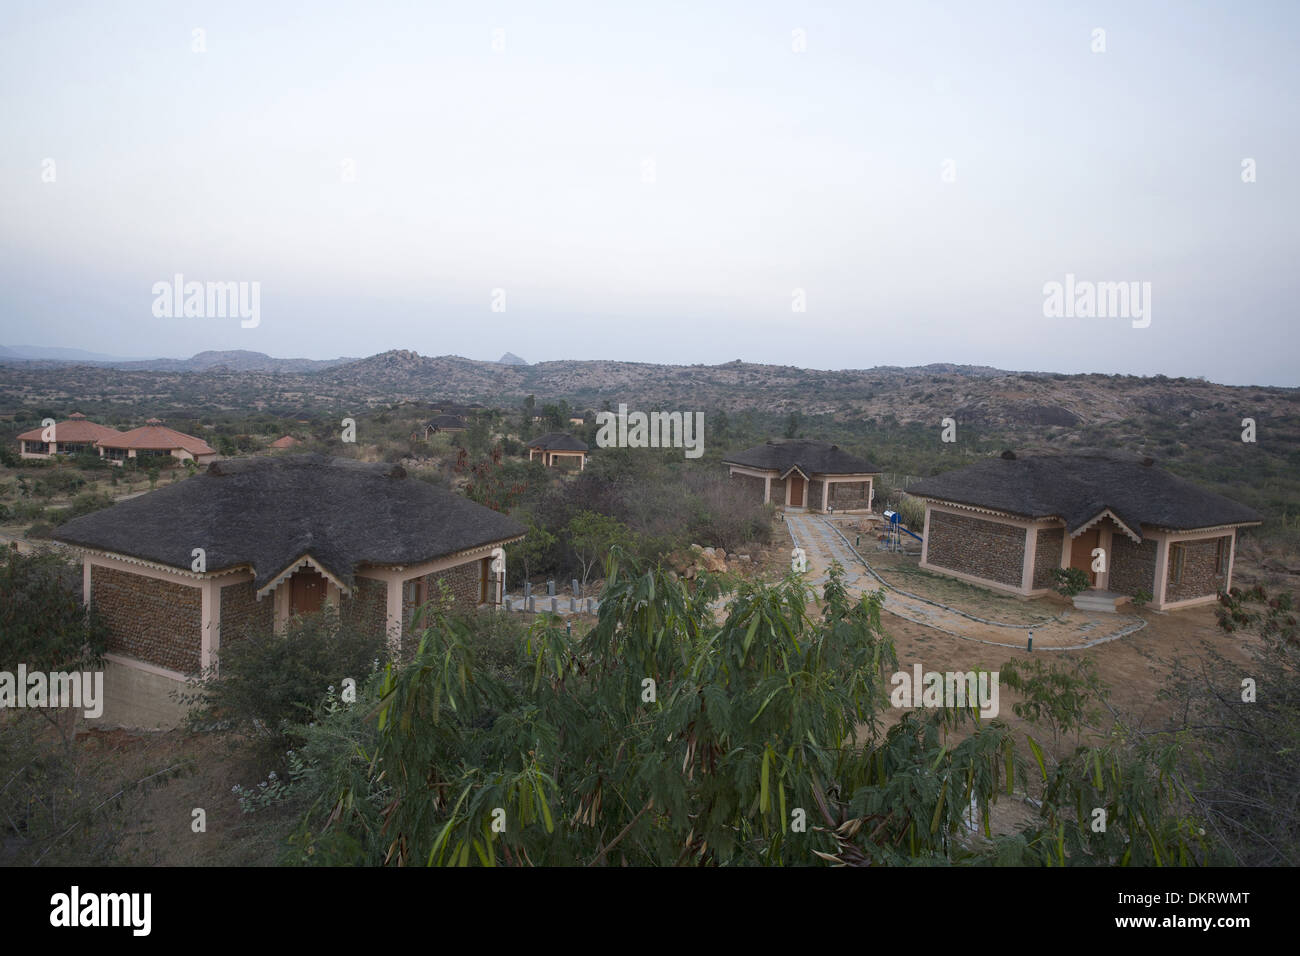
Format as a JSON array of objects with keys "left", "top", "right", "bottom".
[
  {"left": 183, "top": 609, "right": 388, "bottom": 743},
  {"left": 261, "top": 553, "right": 1218, "bottom": 866}
]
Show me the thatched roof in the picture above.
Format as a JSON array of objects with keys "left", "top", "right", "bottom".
[
  {"left": 527, "top": 432, "right": 589, "bottom": 451},
  {"left": 906, "top": 455, "right": 1262, "bottom": 536},
  {"left": 429, "top": 414, "right": 467, "bottom": 430},
  {"left": 723, "top": 439, "right": 879, "bottom": 477},
  {"left": 54, "top": 454, "right": 525, "bottom": 591}
]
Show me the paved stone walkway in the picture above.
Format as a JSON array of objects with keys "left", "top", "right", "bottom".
[{"left": 783, "top": 514, "right": 1146, "bottom": 650}]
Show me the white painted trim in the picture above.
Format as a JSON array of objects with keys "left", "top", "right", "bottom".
[
  {"left": 1071, "top": 508, "right": 1141, "bottom": 544},
  {"left": 920, "top": 506, "right": 931, "bottom": 565},
  {"left": 74, "top": 547, "right": 246, "bottom": 584},
  {"left": 924, "top": 500, "right": 1041, "bottom": 529},
  {"left": 385, "top": 579, "right": 403, "bottom": 651},
  {"left": 358, "top": 538, "right": 523, "bottom": 580},
  {"left": 724, "top": 464, "right": 778, "bottom": 479},
  {"left": 257, "top": 553, "right": 351, "bottom": 600},
  {"left": 1156, "top": 593, "right": 1221, "bottom": 611},
  {"left": 1020, "top": 525, "right": 1037, "bottom": 592},
  {"left": 1152, "top": 535, "right": 1170, "bottom": 608},
  {"left": 103, "top": 653, "right": 188, "bottom": 682}
]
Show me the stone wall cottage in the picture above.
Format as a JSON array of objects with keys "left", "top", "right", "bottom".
[
  {"left": 527, "top": 432, "right": 589, "bottom": 470},
  {"left": 53, "top": 454, "right": 524, "bottom": 728},
  {"left": 16, "top": 412, "right": 118, "bottom": 458},
  {"left": 724, "top": 439, "right": 881, "bottom": 513},
  {"left": 94, "top": 418, "right": 218, "bottom": 466},
  {"left": 906, "top": 454, "right": 1262, "bottom": 611}
]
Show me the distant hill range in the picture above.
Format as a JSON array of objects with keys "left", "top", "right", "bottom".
[
  {"left": 0, "top": 347, "right": 354, "bottom": 374},
  {"left": 2, "top": 347, "right": 1295, "bottom": 437},
  {"left": 0, "top": 344, "right": 157, "bottom": 363}
]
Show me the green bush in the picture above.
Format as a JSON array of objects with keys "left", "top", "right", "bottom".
[
  {"left": 51, "top": 492, "right": 114, "bottom": 526},
  {"left": 185, "top": 610, "right": 389, "bottom": 743},
  {"left": 1051, "top": 567, "right": 1092, "bottom": 597},
  {"left": 0, "top": 549, "right": 108, "bottom": 672}
]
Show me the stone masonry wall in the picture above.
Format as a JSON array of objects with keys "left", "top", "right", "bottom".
[
  {"left": 925, "top": 510, "right": 1026, "bottom": 588},
  {"left": 827, "top": 480, "right": 872, "bottom": 511},
  {"left": 1109, "top": 536, "right": 1158, "bottom": 598},
  {"left": 91, "top": 565, "right": 202, "bottom": 674},
  {"left": 341, "top": 576, "right": 387, "bottom": 640},
  {"left": 729, "top": 472, "right": 767, "bottom": 507},
  {"left": 807, "top": 479, "right": 825, "bottom": 512},
  {"left": 219, "top": 579, "right": 274, "bottom": 646},
  {"left": 1033, "top": 528, "right": 1064, "bottom": 589},
  {"left": 398, "top": 559, "right": 486, "bottom": 658},
  {"left": 1166, "top": 535, "right": 1230, "bottom": 603},
  {"left": 768, "top": 476, "right": 787, "bottom": 507}
]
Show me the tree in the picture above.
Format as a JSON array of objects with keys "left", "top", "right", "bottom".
[
  {"left": 462, "top": 448, "right": 530, "bottom": 513},
  {"left": 566, "top": 511, "right": 635, "bottom": 594},
  {"left": 507, "top": 510, "right": 557, "bottom": 586},
  {"left": 1154, "top": 585, "right": 1300, "bottom": 865},
  {"left": 0, "top": 549, "right": 108, "bottom": 675},
  {"left": 281, "top": 557, "right": 1212, "bottom": 866},
  {"left": 712, "top": 408, "right": 730, "bottom": 444},
  {"left": 783, "top": 412, "right": 799, "bottom": 439}
]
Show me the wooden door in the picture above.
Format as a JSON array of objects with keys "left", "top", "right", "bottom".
[
  {"left": 1069, "top": 529, "right": 1100, "bottom": 587},
  {"left": 290, "top": 569, "right": 326, "bottom": 615},
  {"left": 788, "top": 474, "right": 805, "bottom": 508}
]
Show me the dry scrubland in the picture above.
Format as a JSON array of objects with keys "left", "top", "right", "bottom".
[{"left": 1, "top": 354, "right": 1296, "bottom": 865}]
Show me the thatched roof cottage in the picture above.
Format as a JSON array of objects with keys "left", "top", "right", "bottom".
[
  {"left": 53, "top": 455, "right": 524, "bottom": 727},
  {"left": 906, "top": 454, "right": 1261, "bottom": 611}
]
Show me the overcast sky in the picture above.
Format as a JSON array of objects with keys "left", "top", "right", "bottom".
[{"left": 1, "top": 1, "right": 1296, "bottom": 385}]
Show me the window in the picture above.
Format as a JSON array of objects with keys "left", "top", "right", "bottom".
[
  {"left": 1170, "top": 543, "right": 1186, "bottom": 585},
  {"left": 404, "top": 580, "right": 420, "bottom": 605},
  {"left": 1215, "top": 537, "right": 1230, "bottom": 576}
]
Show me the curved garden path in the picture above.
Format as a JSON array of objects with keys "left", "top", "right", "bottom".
[{"left": 783, "top": 514, "right": 1146, "bottom": 650}]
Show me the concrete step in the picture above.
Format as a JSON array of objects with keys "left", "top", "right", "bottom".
[{"left": 1072, "top": 590, "right": 1127, "bottom": 613}]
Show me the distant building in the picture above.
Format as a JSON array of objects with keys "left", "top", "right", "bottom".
[
  {"left": 95, "top": 419, "right": 217, "bottom": 466},
  {"left": 906, "top": 454, "right": 1262, "bottom": 611},
  {"left": 724, "top": 440, "right": 880, "bottom": 512},
  {"left": 16, "top": 412, "right": 118, "bottom": 459},
  {"left": 527, "top": 432, "right": 589, "bottom": 470},
  {"left": 269, "top": 435, "right": 302, "bottom": 450},
  {"left": 53, "top": 455, "right": 525, "bottom": 728},
  {"left": 424, "top": 414, "right": 468, "bottom": 438}
]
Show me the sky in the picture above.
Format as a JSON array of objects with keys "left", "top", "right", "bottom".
[{"left": 1, "top": 0, "right": 1297, "bottom": 385}]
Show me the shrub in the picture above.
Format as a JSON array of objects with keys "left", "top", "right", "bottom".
[
  {"left": 1051, "top": 567, "right": 1091, "bottom": 597},
  {"left": 51, "top": 492, "right": 114, "bottom": 526},
  {"left": 0, "top": 548, "right": 108, "bottom": 672},
  {"left": 185, "top": 609, "right": 389, "bottom": 743}
]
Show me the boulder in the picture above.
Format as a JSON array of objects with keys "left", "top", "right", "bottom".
[{"left": 700, "top": 549, "right": 727, "bottom": 574}]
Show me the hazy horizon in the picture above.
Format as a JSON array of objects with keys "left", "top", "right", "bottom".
[{"left": 3, "top": 1, "right": 1297, "bottom": 387}]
